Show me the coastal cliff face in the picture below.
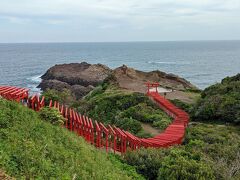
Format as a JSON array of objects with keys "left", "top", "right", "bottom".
[{"left": 38, "top": 62, "right": 198, "bottom": 99}]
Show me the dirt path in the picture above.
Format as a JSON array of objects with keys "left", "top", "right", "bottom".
[
  {"left": 160, "top": 91, "right": 200, "bottom": 104},
  {"left": 141, "top": 122, "right": 161, "bottom": 136}
]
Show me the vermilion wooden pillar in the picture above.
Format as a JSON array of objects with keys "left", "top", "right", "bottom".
[
  {"left": 86, "top": 117, "right": 90, "bottom": 142},
  {"left": 53, "top": 101, "right": 57, "bottom": 108},
  {"left": 65, "top": 107, "right": 68, "bottom": 129},
  {"left": 40, "top": 96, "right": 45, "bottom": 109},
  {"left": 75, "top": 113, "right": 80, "bottom": 136},
  {"left": 108, "top": 125, "right": 116, "bottom": 153},
  {"left": 49, "top": 100, "right": 53, "bottom": 108},
  {"left": 56, "top": 102, "right": 59, "bottom": 109},
  {"left": 145, "top": 82, "right": 150, "bottom": 94},
  {"left": 113, "top": 126, "right": 127, "bottom": 154},
  {"left": 82, "top": 115, "right": 87, "bottom": 140},
  {"left": 100, "top": 123, "right": 109, "bottom": 153},
  {"left": 31, "top": 95, "right": 36, "bottom": 110},
  {"left": 79, "top": 114, "right": 83, "bottom": 136},
  {"left": 60, "top": 104, "right": 64, "bottom": 115},
  {"left": 89, "top": 118, "right": 94, "bottom": 145},
  {"left": 95, "top": 121, "right": 101, "bottom": 148},
  {"left": 69, "top": 109, "right": 73, "bottom": 131},
  {"left": 73, "top": 110, "right": 77, "bottom": 132}
]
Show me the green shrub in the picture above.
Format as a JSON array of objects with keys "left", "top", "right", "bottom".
[
  {"left": 124, "top": 148, "right": 168, "bottom": 179},
  {"left": 192, "top": 74, "right": 240, "bottom": 124},
  {"left": 152, "top": 118, "right": 171, "bottom": 130},
  {"left": 184, "top": 123, "right": 240, "bottom": 179},
  {"left": 84, "top": 85, "right": 104, "bottom": 100},
  {"left": 124, "top": 147, "right": 213, "bottom": 180},
  {"left": 102, "top": 73, "right": 118, "bottom": 87},
  {"left": 42, "top": 88, "right": 74, "bottom": 105},
  {"left": 119, "top": 103, "right": 171, "bottom": 125},
  {"left": 158, "top": 150, "right": 214, "bottom": 180},
  {"left": 39, "top": 107, "right": 65, "bottom": 125},
  {"left": 115, "top": 118, "right": 142, "bottom": 134},
  {"left": 170, "top": 99, "right": 192, "bottom": 113}
]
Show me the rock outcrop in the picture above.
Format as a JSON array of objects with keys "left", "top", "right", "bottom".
[
  {"left": 38, "top": 62, "right": 112, "bottom": 99},
  {"left": 113, "top": 65, "right": 198, "bottom": 93},
  {"left": 38, "top": 62, "right": 198, "bottom": 99}
]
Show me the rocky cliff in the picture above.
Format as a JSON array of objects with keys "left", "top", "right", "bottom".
[
  {"left": 38, "top": 62, "right": 198, "bottom": 99},
  {"left": 113, "top": 65, "right": 197, "bottom": 93}
]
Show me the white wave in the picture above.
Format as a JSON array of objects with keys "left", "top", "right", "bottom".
[
  {"left": 147, "top": 61, "right": 190, "bottom": 65},
  {"left": 27, "top": 74, "right": 42, "bottom": 83},
  {"left": 26, "top": 74, "right": 42, "bottom": 94},
  {"left": 27, "top": 84, "right": 42, "bottom": 94}
]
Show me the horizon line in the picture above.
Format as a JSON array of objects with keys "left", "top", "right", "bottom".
[{"left": 1, "top": 39, "right": 240, "bottom": 44}]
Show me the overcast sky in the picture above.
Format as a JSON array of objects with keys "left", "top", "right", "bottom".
[{"left": 1, "top": 0, "right": 240, "bottom": 43}]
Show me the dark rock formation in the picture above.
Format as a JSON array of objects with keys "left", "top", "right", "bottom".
[
  {"left": 70, "top": 84, "right": 95, "bottom": 99},
  {"left": 38, "top": 62, "right": 198, "bottom": 99},
  {"left": 38, "top": 79, "right": 71, "bottom": 91},
  {"left": 38, "top": 62, "right": 112, "bottom": 99}
]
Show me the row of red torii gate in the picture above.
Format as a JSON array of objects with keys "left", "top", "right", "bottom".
[{"left": 0, "top": 83, "right": 189, "bottom": 154}]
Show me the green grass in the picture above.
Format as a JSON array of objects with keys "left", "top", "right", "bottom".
[{"left": 0, "top": 99, "right": 143, "bottom": 179}]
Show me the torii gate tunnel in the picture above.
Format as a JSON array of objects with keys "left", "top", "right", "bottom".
[{"left": 0, "top": 83, "right": 189, "bottom": 154}]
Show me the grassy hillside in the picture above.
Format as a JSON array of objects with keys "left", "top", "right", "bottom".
[{"left": 0, "top": 99, "right": 143, "bottom": 179}]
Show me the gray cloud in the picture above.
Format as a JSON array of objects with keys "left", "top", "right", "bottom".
[{"left": 0, "top": 0, "right": 240, "bottom": 42}]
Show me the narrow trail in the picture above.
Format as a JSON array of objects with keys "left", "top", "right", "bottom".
[
  {"left": 141, "top": 122, "right": 161, "bottom": 136},
  {"left": 0, "top": 83, "right": 189, "bottom": 154}
]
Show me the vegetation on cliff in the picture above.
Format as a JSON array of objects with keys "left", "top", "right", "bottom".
[
  {"left": 0, "top": 99, "right": 143, "bottom": 179},
  {"left": 42, "top": 88, "right": 74, "bottom": 105},
  {"left": 192, "top": 73, "right": 240, "bottom": 124}
]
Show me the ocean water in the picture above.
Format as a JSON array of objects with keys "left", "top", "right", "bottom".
[{"left": 0, "top": 41, "right": 240, "bottom": 92}]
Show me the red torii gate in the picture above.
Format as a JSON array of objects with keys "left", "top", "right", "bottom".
[{"left": 145, "top": 82, "right": 160, "bottom": 94}]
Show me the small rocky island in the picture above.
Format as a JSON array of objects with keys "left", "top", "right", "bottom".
[{"left": 38, "top": 62, "right": 198, "bottom": 101}]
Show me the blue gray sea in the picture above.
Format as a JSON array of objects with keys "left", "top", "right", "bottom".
[{"left": 0, "top": 41, "right": 240, "bottom": 92}]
